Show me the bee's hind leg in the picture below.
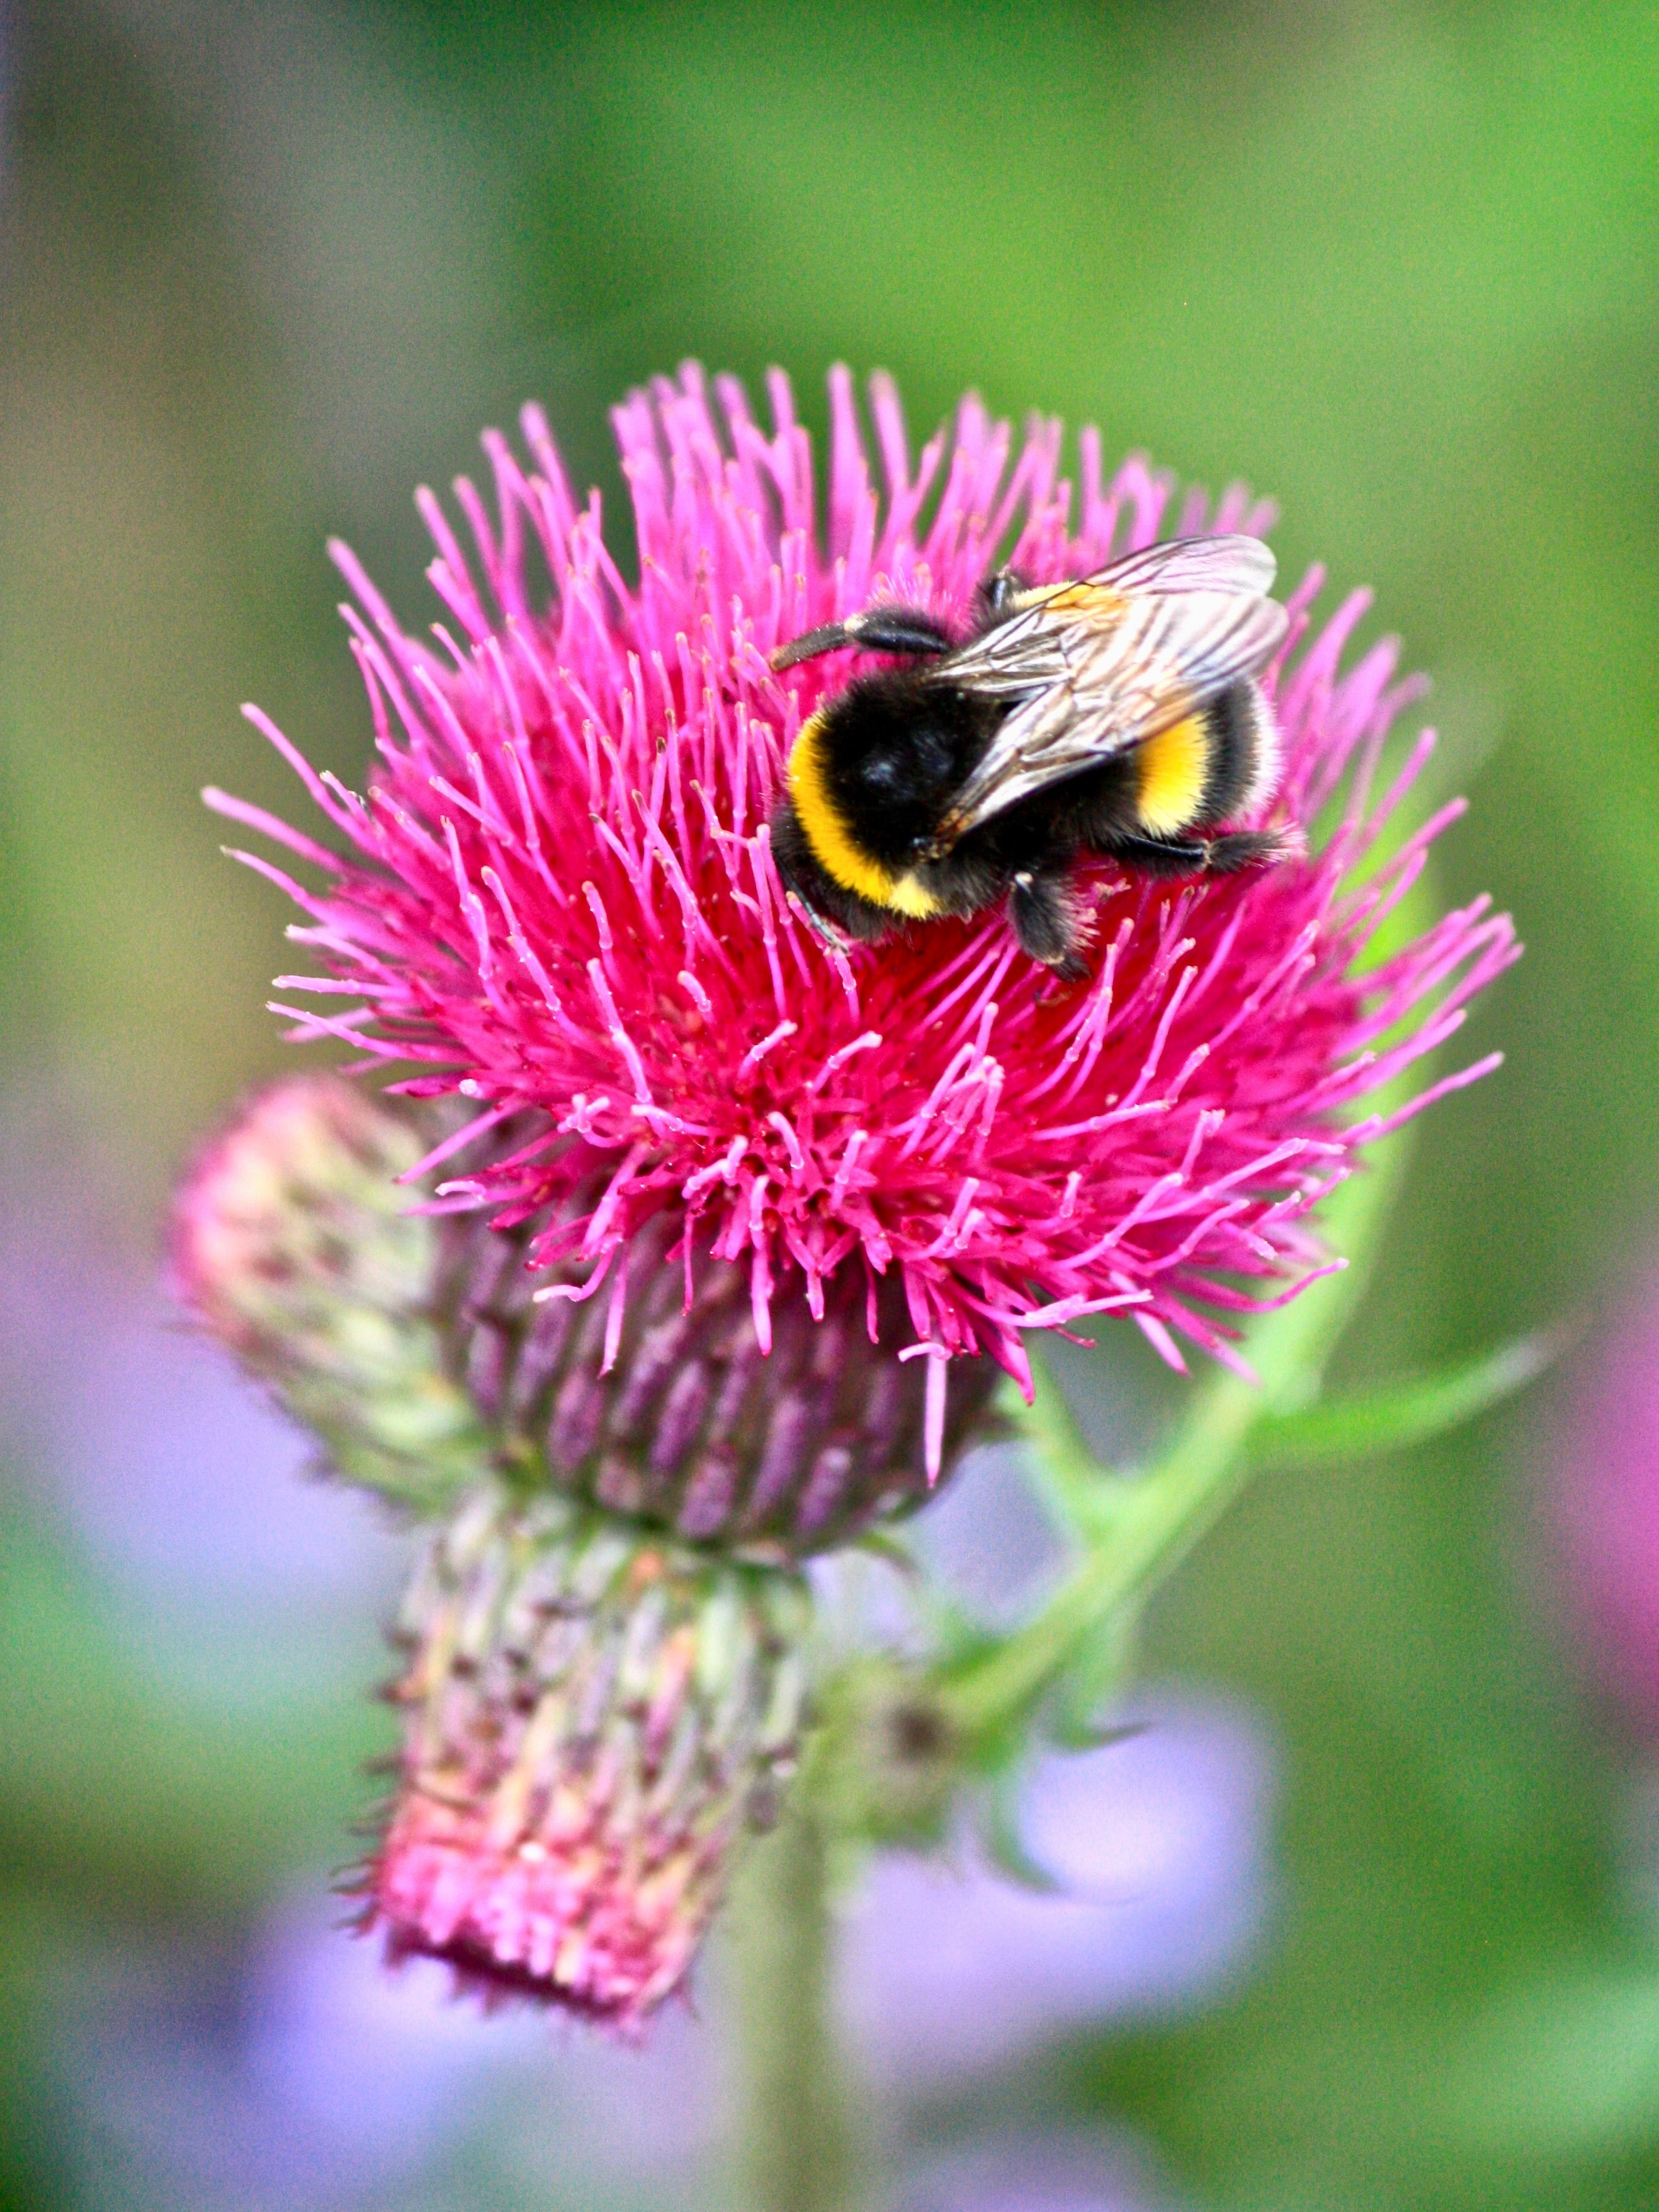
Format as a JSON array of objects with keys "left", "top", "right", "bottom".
[
  {"left": 1112, "top": 830, "right": 1294, "bottom": 878},
  {"left": 1009, "top": 870, "right": 1091, "bottom": 981},
  {"left": 1199, "top": 828, "right": 1301, "bottom": 873}
]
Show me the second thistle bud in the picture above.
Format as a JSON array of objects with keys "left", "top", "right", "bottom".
[{"left": 366, "top": 1479, "right": 810, "bottom": 2021}]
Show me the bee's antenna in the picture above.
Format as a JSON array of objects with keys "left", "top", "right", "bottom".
[
  {"left": 769, "top": 623, "right": 852, "bottom": 672},
  {"left": 770, "top": 606, "right": 954, "bottom": 672}
]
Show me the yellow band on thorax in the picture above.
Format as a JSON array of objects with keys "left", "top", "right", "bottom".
[{"left": 786, "top": 713, "right": 940, "bottom": 917}]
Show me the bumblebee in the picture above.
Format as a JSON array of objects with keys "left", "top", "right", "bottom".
[{"left": 769, "top": 534, "right": 1292, "bottom": 979}]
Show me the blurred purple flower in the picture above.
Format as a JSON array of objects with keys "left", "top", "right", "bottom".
[
  {"left": 896, "top": 2130, "right": 1167, "bottom": 2212},
  {"left": 69, "top": 1887, "right": 715, "bottom": 2209},
  {"left": 0, "top": 1096, "right": 392, "bottom": 1624},
  {"left": 1546, "top": 1253, "right": 1659, "bottom": 1734},
  {"left": 839, "top": 1691, "right": 1276, "bottom": 2085}
]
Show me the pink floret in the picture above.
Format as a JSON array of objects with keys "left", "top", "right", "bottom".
[{"left": 372, "top": 1788, "right": 718, "bottom": 2024}]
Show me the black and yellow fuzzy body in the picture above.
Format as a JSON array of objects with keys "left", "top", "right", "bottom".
[{"left": 769, "top": 536, "right": 1292, "bottom": 980}]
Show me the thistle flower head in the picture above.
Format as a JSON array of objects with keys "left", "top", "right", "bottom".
[{"left": 216, "top": 366, "right": 1516, "bottom": 1453}]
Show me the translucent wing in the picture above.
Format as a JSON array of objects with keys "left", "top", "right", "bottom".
[
  {"left": 1090, "top": 533, "right": 1279, "bottom": 599},
  {"left": 931, "top": 534, "right": 1287, "bottom": 844}
]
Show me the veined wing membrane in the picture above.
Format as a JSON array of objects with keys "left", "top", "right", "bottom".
[
  {"left": 1093, "top": 532, "right": 1279, "bottom": 598},
  {"left": 936, "top": 566, "right": 1287, "bottom": 842},
  {"left": 995, "top": 533, "right": 1279, "bottom": 621}
]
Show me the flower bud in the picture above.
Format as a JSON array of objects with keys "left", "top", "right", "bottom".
[
  {"left": 171, "top": 1076, "right": 485, "bottom": 1508},
  {"left": 366, "top": 1479, "right": 810, "bottom": 2021},
  {"left": 434, "top": 1192, "right": 1002, "bottom": 1553}
]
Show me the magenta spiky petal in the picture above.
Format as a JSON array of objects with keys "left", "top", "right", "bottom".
[{"left": 217, "top": 366, "right": 1517, "bottom": 1403}]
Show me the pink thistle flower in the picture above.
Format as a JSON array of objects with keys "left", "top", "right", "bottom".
[{"left": 213, "top": 366, "right": 1516, "bottom": 1467}]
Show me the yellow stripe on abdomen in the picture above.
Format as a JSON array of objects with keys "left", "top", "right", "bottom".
[
  {"left": 786, "top": 713, "right": 940, "bottom": 917},
  {"left": 1135, "top": 714, "right": 1211, "bottom": 836}
]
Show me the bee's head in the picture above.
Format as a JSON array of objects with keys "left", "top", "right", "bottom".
[
  {"left": 779, "top": 682, "right": 966, "bottom": 921},
  {"left": 791, "top": 682, "right": 961, "bottom": 867}
]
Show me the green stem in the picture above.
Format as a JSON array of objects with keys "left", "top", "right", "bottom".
[
  {"left": 940, "top": 1124, "right": 1415, "bottom": 1739},
  {"left": 728, "top": 1805, "right": 856, "bottom": 2212},
  {"left": 728, "top": 1110, "right": 1422, "bottom": 2203}
]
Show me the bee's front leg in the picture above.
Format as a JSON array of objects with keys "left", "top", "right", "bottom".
[
  {"left": 783, "top": 889, "right": 856, "bottom": 954},
  {"left": 1009, "top": 870, "right": 1090, "bottom": 981}
]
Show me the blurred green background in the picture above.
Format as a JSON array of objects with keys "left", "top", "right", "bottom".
[{"left": 3, "top": 1, "right": 1659, "bottom": 2206}]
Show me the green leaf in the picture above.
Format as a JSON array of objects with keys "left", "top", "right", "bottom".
[
  {"left": 1047, "top": 1607, "right": 1143, "bottom": 1749},
  {"left": 848, "top": 1526, "right": 923, "bottom": 1579},
  {"left": 980, "top": 1769, "right": 1065, "bottom": 1893},
  {"left": 1245, "top": 1331, "right": 1558, "bottom": 1470}
]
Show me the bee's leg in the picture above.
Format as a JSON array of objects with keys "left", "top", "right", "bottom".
[
  {"left": 783, "top": 889, "right": 855, "bottom": 954},
  {"left": 1111, "top": 833, "right": 1211, "bottom": 877},
  {"left": 845, "top": 607, "right": 953, "bottom": 657},
  {"left": 1198, "top": 828, "right": 1301, "bottom": 873},
  {"left": 1009, "top": 870, "right": 1090, "bottom": 981},
  {"left": 1113, "top": 830, "right": 1296, "bottom": 877}
]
